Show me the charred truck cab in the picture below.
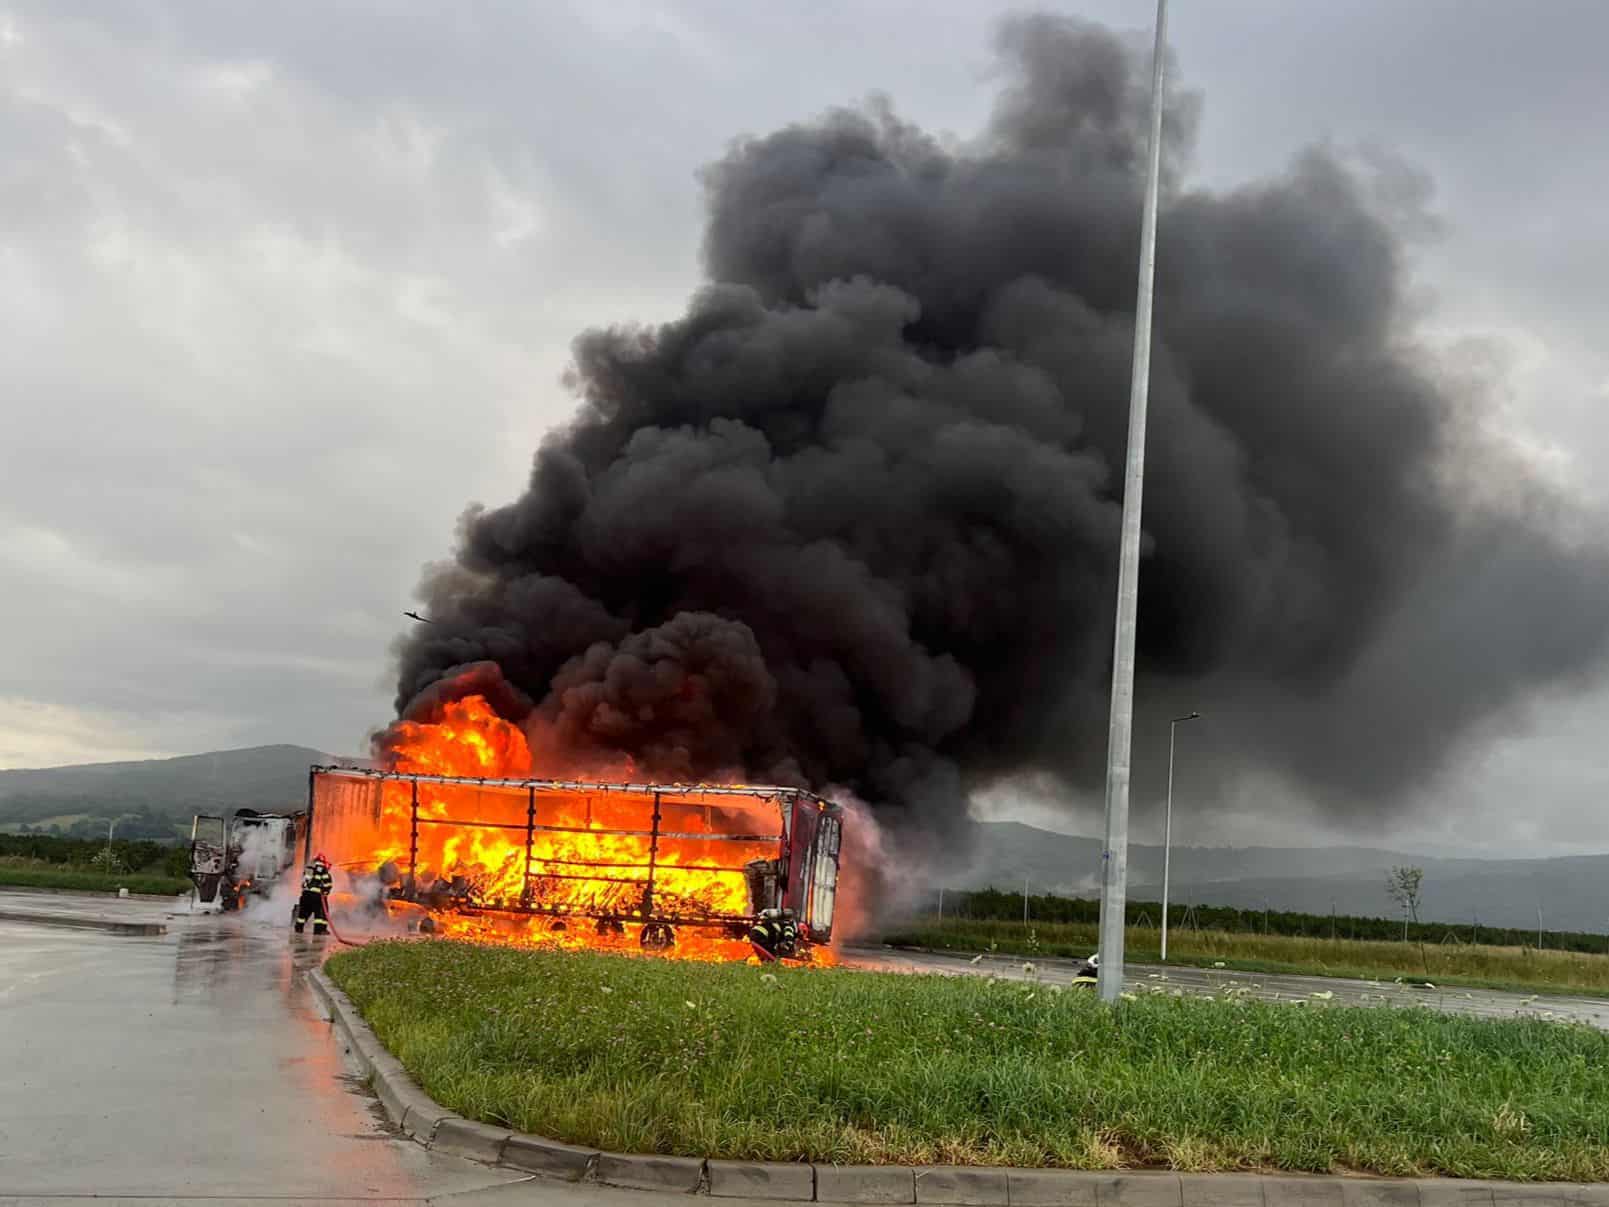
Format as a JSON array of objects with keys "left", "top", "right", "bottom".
[
  {"left": 188, "top": 808, "right": 308, "bottom": 911},
  {"left": 304, "top": 766, "right": 845, "bottom": 956}
]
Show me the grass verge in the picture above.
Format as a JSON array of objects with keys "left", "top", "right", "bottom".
[
  {"left": 327, "top": 939, "right": 1609, "bottom": 1180},
  {"left": 882, "top": 917, "right": 1609, "bottom": 999},
  {"left": 0, "top": 862, "right": 188, "bottom": 895}
]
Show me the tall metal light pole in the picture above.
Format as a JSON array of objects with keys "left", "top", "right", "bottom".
[
  {"left": 1160, "top": 711, "right": 1199, "bottom": 962},
  {"left": 1095, "top": 0, "right": 1170, "bottom": 1004}
]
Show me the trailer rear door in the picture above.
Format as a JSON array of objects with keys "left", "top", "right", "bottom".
[{"left": 785, "top": 800, "right": 842, "bottom": 941}]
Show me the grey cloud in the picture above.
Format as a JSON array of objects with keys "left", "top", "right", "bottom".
[{"left": 5, "top": 1, "right": 1608, "bottom": 859}]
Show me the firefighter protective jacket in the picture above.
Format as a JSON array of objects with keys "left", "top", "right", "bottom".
[
  {"left": 750, "top": 910, "right": 798, "bottom": 954},
  {"left": 301, "top": 863, "right": 334, "bottom": 894}
]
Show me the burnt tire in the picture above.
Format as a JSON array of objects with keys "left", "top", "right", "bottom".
[
  {"left": 639, "top": 922, "right": 675, "bottom": 950},
  {"left": 595, "top": 918, "right": 626, "bottom": 937}
]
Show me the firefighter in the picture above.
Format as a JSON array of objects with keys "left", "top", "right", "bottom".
[
  {"left": 748, "top": 906, "right": 799, "bottom": 962},
  {"left": 294, "top": 853, "right": 335, "bottom": 936}
]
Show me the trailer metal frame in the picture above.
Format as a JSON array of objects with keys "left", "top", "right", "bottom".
[{"left": 305, "top": 765, "right": 844, "bottom": 941}]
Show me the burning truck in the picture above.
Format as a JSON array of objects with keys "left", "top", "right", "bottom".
[{"left": 302, "top": 762, "right": 844, "bottom": 961}]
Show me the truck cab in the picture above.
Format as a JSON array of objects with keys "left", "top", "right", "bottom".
[{"left": 189, "top": 808, "right": 307, "bottom": 910}]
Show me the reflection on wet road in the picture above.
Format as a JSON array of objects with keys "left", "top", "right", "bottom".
[
  {"left": 843, "top": 946, "right": 1609, "bottom": 1028},
  {"left": 0, "top": 907, "right": 525, "bottom": 1201}
]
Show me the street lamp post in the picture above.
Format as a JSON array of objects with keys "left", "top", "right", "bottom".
[
  {"left": 1096, "top": 0, "right": 1169, "bottom": 1004},
  {"left": 1160, "top": 711, "right": 1199, "bottom": 963}
]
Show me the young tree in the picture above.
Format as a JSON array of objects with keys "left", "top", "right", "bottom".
[{"left": 1386, "top": 865, "right": 1424, "bottom": 940}]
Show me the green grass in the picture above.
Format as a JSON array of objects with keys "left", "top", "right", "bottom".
[
  {"left": 0, "top": 861, "right": 188, "bottom": 895},
  {"left": 884, "top": 917, "right": 1609, "bottom": 999},
  {"left": 328, "top": 940, "right": 1609, "bottom": 1180}
]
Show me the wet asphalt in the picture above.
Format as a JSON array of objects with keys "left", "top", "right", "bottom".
[{"left": 0, "top": 891, "right": 784, "bottom": 1205}]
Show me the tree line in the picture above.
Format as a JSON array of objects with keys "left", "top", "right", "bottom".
[
  {"left": 4, "top": 803, "right": 183, "bottom": 840},
  {"left": 942, "top": 886, "right": 1609, "bottom": 955},
  {"left": 0, "top": 833, "right": 191, "bottom": 879}
]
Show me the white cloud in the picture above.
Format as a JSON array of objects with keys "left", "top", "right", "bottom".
[{"left": 0, "top": 697, "right": 180, "bottom": 770}]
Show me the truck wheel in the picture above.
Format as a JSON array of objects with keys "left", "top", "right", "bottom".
[
  {"left": 595, "top": 918, "right": 625, "bottom": 937},
  {"left": 639, "top": 922, "right": 675, "bottom": 950}
]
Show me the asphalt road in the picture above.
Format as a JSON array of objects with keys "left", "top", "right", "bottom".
[
  {"left": 0, "top": 892, "right": 787, "bottom": 1206},
  {"left": 842, "top": 945, "right": 1609, "bottom": 1028}
]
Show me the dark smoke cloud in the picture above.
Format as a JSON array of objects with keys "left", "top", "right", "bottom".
[{"left": 390, "top": 13, "right": 1609, "bottom": 836}]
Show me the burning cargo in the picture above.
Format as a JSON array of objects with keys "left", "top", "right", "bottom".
[{"left": 305, "top": 764, "right": 844, "bottom": 960}]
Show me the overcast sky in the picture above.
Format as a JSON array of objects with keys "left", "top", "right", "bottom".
[{"left": 4, "top": 1, "right": 1607, "bottom": 856}]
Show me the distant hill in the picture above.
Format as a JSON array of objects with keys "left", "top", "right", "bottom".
[
  {"left": 958, "top": 821, "right": 1609, "bottom": 937},
  {"left": 0, "top": 745, "right": 332, "bottom": 826}
]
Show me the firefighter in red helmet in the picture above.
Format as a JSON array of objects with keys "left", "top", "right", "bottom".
[{"left": 294, "top": 853, "right": 334, "bottom": 936}]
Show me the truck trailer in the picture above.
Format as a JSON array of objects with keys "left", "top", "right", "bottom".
[{"left": 303, "top": 765, "right": 844, "bottom": 954}]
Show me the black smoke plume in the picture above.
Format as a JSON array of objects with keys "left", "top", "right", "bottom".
[{"left": 390, "top": 14, "right": 1609, "bottom": 841}]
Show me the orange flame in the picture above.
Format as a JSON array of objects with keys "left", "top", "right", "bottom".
[{"left": 322, "top": 694, "right": 831, "bottom": 962}]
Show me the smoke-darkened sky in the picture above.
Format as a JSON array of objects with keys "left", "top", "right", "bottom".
[{"left": 5, "top": 1, "right": 1609, "bottom": 857}]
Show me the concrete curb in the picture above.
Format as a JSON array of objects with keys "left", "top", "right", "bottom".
[
  {"left": 306, "top": 968, "right": 1609, "bottom": 1207},
  {"left": 0, "top": 907, "right": 166, "bottom": 935}
]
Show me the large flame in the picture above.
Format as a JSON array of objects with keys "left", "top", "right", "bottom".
[{"left": 326, "top": 694, "right": 828, "bottom": 962}]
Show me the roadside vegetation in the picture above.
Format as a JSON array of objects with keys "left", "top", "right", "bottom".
[
  {"left": 881, "top": 916, "right": 1609, "bottom": 998},
  {"left": 328, "top": 940, "right": 1609, "bottom": 1180},
  {"left": 0, "top": 835, "right": 190, "bottom": 895},
  {"left": 939, "top": 887, "right": 1609, "bottom": 954}
]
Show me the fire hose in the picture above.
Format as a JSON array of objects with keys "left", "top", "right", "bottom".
[{"left": 320, "top": 900, "right": 366, "bottom": 947}]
